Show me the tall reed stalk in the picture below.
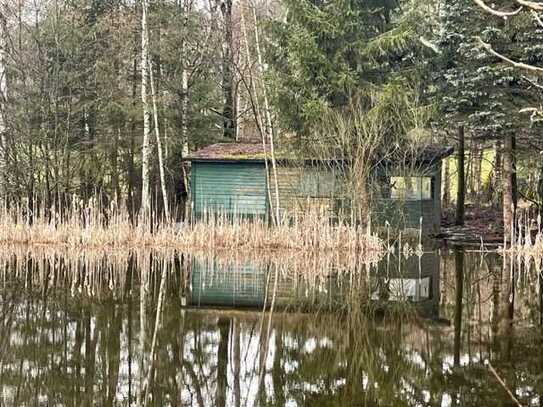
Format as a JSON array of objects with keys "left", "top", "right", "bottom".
[
  {"left": 507, "top": 210, "right": 543, "bottom": 257},
  {"left": 0, "top": 200, "right": 384, "bottom": 254}
]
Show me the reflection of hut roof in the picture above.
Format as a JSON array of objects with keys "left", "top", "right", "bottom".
[{"left": 185, "top": 142, "right": 454, "bottom": 165}]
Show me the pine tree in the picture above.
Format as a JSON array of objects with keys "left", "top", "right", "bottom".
[{"left": 268, "top": 0, "right": 438, "bottom": 137}]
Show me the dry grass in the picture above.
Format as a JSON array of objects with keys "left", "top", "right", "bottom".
[
  {"left": 507, "top": 212, "right": 543, "bottom": 258},
  {"left": 0, "top": 203, "right": 384, "bottom": 254}
]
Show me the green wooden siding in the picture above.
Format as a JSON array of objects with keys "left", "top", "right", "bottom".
[
  {"left": 192, "top": 162, "right": 267, "bottom": 217},
  {"left": 190, "top": 161, "right": 442, "bottom": 234}
]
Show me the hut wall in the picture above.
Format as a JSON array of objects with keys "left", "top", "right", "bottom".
[
  {"left": 190, "top": 160, "right": 443, "bottom": 234},
  {"left": 270, "top": 165, "right": 338, "bottom": 218},
  {"left": 191, "top": 162, "right": 268, "bottom": 217},
  {"left": 375, "top": 164, "right": 442, "bottom": 234}
]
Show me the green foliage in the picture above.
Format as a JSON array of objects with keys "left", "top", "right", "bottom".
[
  {"left": 268, "top": 0, "right": 394, "bottom": 133},
  {"left": 268, "top": 0, "right": 438, "bottom": 138},
  {"left": 434, "top": 0, "right": 543, "bottom": 139}
]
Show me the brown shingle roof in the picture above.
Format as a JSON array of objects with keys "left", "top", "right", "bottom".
[
  {"left": 187, "top": 143, "right": 267, "bottom": 160},
  {"left": 185, "top": 142, "right": 454, "bottom": 163}
]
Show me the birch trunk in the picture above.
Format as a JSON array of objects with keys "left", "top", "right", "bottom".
[
  {"left": 180, "top": 1, "right": 190, "bottom": 220},
  {"left": 251, "top": 3, "right": 280, "bottom": 224},
  {"left": 0, "top": 15, "right": 7, "bottom": 202},
  {"left": 148, "top": 56, "right": 169, "bottom": 218},
  {"left": 180, "top": 1, "right": 189, "bottom": 157},
  {"left": 240, "top": 0, "right": 275, "bottom": 222},
  {"left": 140, "top": 0, "right": 152, "bottom": 218},
  {"left": 181, "top": 69, "right": 189, "bottom": 157}
]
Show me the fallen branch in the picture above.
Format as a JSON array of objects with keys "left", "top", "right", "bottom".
[
  {"left": 473, "top": 0, "right": 522, "bottom": 17},
  {"left": 517, "top": 0, "right": 543, "bottom": 11},
  {"left": 485, "top": 360, "right": 524, "bottom": 407}
]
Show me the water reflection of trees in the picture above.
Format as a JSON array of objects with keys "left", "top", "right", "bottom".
[{"left": 0, "top": 248, "right": 541, "bottom": 405}]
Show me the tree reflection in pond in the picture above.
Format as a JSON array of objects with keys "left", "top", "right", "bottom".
[{"left": 0, "top": 248, "right": 541, "bottom": 406}]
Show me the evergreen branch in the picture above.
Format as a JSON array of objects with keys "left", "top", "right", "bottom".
[
  {"left": 476, "top": 37, "right": 543, "bottom": 74},
  {"left": 521, "top": 75, "right": 543, "bottom": 90},
  {"left": 419, "top": 36, "right": 441, "bottom": 54}
]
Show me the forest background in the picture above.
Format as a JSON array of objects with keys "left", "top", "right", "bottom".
[{"left": 0, "top": 0, "right": 542, "bottom": 238}]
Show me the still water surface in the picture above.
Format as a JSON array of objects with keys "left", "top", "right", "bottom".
[{"left": 0, "top": 247, "right": 542, "bottom": 406}]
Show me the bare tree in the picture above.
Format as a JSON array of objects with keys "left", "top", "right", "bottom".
[
  {"left": 141, "top": 0, "right": 152, "bottom": 218},
  {"left": 217, "top": 0, "right": 238, "bottom": 139},
  {"left": 250, "top": 1, "right": 281, "bottom": 224},
  {"left": 0, "top": 6, "right": 8, "bottom": 202}
]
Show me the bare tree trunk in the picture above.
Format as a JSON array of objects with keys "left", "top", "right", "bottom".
[
  {"left": 455, "top": 125, "right": 465, "bottom": 226},
  {"left": 180, "top": 1, "right": 190, "bottom": 216},
  {"left": 489, "top": 140, "right": 502, "bottom": 207},
  {"left": 503, "top": 133, "right": 515, "bottom": 245},
  {"left": 112, "top": 129, "right": 121, "bottom": 205},
  {"left": 0, "top": 13, "right": 8, "bottom": 202},
  {"left": 220, "top": 0, "right": 237, "bottom": 139},
  {"left": 473, "top": 144, "right": 483, "bottom": 203},
  {"left": 511, "top": 134, "right": 518, "bottom": 210},
  {"left": 240, "top": 0, "right": 275, "bottom": 222},
  {"left": 443, "top": 157, "right": 450, "bottom": 208},
  {"left": 128, "top": 1, "right": 140, "bottom": 217},
  {"left": 181, "top": 70, "right": 189, "bottom": 157},
  {"left": 140, "top": 0, "right": 152, "bottom": 218},
  {"left": 251, "top": 3, "right": 280, "bottom": 223},
  {"left": 148, "top": 59, "right": 170, "bottom": 219}
]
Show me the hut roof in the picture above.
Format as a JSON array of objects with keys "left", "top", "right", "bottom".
[
  {"left": 186, "top": 143, "right": 270, "bottom": 160},
  {"left": 185, "top": 143, "right": 454, "bottom": 164}
]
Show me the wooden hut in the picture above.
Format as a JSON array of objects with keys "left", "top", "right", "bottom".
[{"left": 185, "top": 143, "right": 454, "bottom": 234}]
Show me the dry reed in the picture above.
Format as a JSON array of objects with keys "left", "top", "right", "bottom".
[
  {"left": 506, "top": 212, "right": 543, "bottom": 258},
  {"left": 0, "top": 201, "right": 384, "bottom": 254}
]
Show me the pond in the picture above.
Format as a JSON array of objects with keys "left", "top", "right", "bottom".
[{"left": 0, "top": 246, "right": 541, "bottom": 406}]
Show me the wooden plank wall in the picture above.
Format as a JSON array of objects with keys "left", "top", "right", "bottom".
[
  {"left": 271, "top": 165, "right": 338, "bottom": 218},
  {"left": 192, "top": 162, "right": 268, "bottom": 217},
  {"left": 191, "top": 161, "right": 442, "bottom": 234}
]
